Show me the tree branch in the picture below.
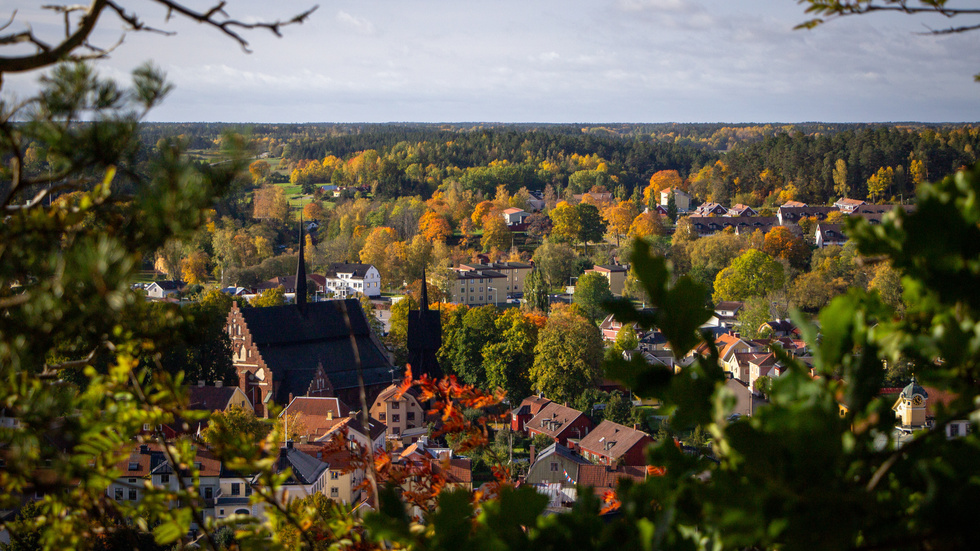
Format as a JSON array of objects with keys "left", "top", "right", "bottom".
[{"left": 0, "top": 0, "right": 109, "bottom": 74}]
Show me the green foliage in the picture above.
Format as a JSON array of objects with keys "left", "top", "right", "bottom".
[
  {"left": 522, "top": 266, "right": 550, "bottom": 313},
  {"left": 573, "top": 271, "right": 613, "bottom": 322},
  {"left": 576, "top": 202, "right": 607, "bottom": 246},
  {"left": 529, "top": 305, "right": 604, "bottom": 403},
  {"left": 712, "top": 249, "right": 785, "bottom": 303},
  {"left": 736, "top": 296, "right": 771, "bottom": 339},
  {"left": 249, "top": 285, "right": 286, "bottom": 307}
]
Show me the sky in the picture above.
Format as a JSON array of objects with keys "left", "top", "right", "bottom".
[{"left": 3, "top": 0, "right": 980, "bottom": 123}]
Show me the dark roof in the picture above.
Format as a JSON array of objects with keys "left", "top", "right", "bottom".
[
  {"left": 325, "top": 263, "right": 375, "bottom": 278},
  {"left": 285, "top": 396, "right": 351, "bottom": 418},
  {"left": 512, "top": 395, "right": 552, "bottom": 417},
  {"left": 453, "top": 269, "right": 506, "bottom": 280},
  {"left": 534, "top": 442, "right": 592, "bottom": 466},
  {"left": 236, "top": 300, "right": 394, "bottom": 403},
  {"left": 578, "top": 420, "right": 652, "bottom": 463},
  {"left": 900, "top": 378, "right": 929, "bottom": 400},
  {"left": 152, "top": 280, "right": 184, "bottom": 290},
  {"left": 275, "top": 445, "right": 329, "bottom": 486},
  {"left": 715, "top": 301, "right": 744, "bottom": 312},
  {"left": 817, "top": 223, "right": 846, "bottom": 242},
  {"left": 187, "top": 386, "right": 238, "bottom": 412},
  {"left": 592, "top": 264, "right": 628, "bottom": 273},
  {"left": 777, "top": 206, "right": 839, "bottom": 223}
]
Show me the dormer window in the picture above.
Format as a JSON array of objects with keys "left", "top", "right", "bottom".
[{"left": 128, "top": 462, "right": 139, "bottom": 471}]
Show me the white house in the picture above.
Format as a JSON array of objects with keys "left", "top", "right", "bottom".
[
  {"left": 323, "top": 263, "right": 382, "bottom": 298},
  {"left": 660, "top": 188, "right": 691, "bottom": 212},
  {"left": 502, "top": 207, "right": 530, "bottom": 226},
  {"left": 145, "top": 280, "right": 184, "bottom": 299}
]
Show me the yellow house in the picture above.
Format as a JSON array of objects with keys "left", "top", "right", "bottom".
[
  {"left": 893, "top": 378, "right": 929, "bottom": 430},
  {"left": 584, "top": 264, "right": 628, "bottom": 296}
]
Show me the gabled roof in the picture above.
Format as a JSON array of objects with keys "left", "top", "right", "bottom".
[
  {"left": 715, "top": 301, "right": 744, "bottom": 313},
  {"left": 284, "top": 396, "right": 351, "bottom": 419},
  {"left": 502, "top": 207, "right": 527, "bottom": 214},
  {"left": 512, "top": 395, "right": 552, "bottom": 417},
  {"left": 150, "top": 280, "right": 184, "bottom": 291},
  {"left": 591, "top": 264, "right": 628, "bottom": 273},
  {"left": 577, "top": 464, "right": 646, "bottom": 489},
  {"left": 324, "top": 263, "right": 376, "bottom": 279},
  {"left": 527, "top": 403, "right": 588, "bottom": 438},
  {"left": 275, "top": 446, "right": 329, "bottom": 486},
  {"left": 188, "top": 386, "right": 239, "bottom": 412},
  {"left": 533, "top": 442, "right": 592, "bottom": 466},
  {"left": 578, "top": 420, "right": 652, "bottom": 463},
  {"left": 816, "top": 223, "right": 846, "bottom": 242},
  {"left": 372, "top": 383, "right": 421, "bottom": 405}
]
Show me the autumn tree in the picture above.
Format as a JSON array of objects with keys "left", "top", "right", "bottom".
[
  {"left": 481, "top": 216, "right": 513, "bottom": 252},
  {"left": 253, "top": 185, "right": 290, "bottom": 223},
  {"left": 249, "top": 159, "right": 271, "bottom": 183},
  {"left": 180, "top": 250, "right": 210, "bottom": 284},
  {"left": 603, "top": 200, "right": 639, "bottom": 246},
  {"left": 250, "top": 285, "right": 286, "bottom": 307},
  {"left": 418, "top": 211, "right": 452, "bottom": 243},
  {"left": 529, "top": 305, "right": 604, "bottom": 403},
  {"left": 643, "top": 170, "right": 683, "bottom": 209},
  {"left": 712, "top": 249, "right": 785, "bottom": 303},
  {"left": 549, "top": 201, "right": 581, "bottom": 243},
  {"left": 471, "top": 200, "right": 495, "bottom": 228},
  {"left": 867, "top": 166, "right": 894, "bottom": 203},
  {"left": 360, "top": 227, "right": 400, "bottom": 283},
  {"left": 833, "top": 158, "right": 849, "bottom": 198},
  {"left": 762, "top": 226, "right": 810, "bottom": 270},
  {"left": 576, "top": 202, "right": 607, "bottom": 254},
  {"left": 303, "top": 200, "right": 325, "bottom": 221},
  {"left": 628, "top": 212, "right": 665, "bottom": 240}
]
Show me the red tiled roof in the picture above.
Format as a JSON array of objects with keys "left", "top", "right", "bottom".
[
  {"left": 527, "top": 403, "right": 588, "bottom": 439},
  {"left": 577, "top": 464, "right": 645, "bottom": 489},
  {"left": 578, "top": 420, "right": 652, "bottom": 463}
]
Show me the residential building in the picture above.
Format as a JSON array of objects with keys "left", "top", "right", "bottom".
[
  {"left": 145, "top": 280, "right": 184, "bottom": 299},
  {"left": 280, "top": 396, "right": 387, "bottom": 451},
  {"left": 686, "top": 216, "right": 778, "bottom": 237},
  {"left": 834, "top": 197, "right": 866, "bottom": 213},
  {"left": 815, "top": 223, "right": 846, "bottom": 248},
  {"left": 660, "top": 188, "right": 691, "bottom": 212},
  {"left": 525, "top": 403, "right": 594, "bottom": 447},
  {"left": 776, "top": 205, "right": 839, "bottom": 226},
  {"left": 188, "top": 382, "right": 252, "bottom": 413},
  {"left": 323, "top": 263, "right": 382, "bottom": 298},
  {"left": 369, "top": 384, "right": 425, "bottom": 439},
  {"left": 706, "top": 301, "right": 744, "bottom": 329},
  {"left": 458, "top": 260, "right": 533, "bottom": 299},
  {"left": 449, "top": 268, "right": 506, "bottom": 306},
  {"left": 526, "top": 442, "right": 592, "bottom": 485},
  {"left": 693, "top": 202, "right": 728, "bottom": 217},
  {"left": 584, "top": 264, "right": 628, "bottom": 296},
  {"left": 577, "top": 420, "right": 654, "bottom": 467},
  {"left": 727, "top": 204, "right": 758, "bottom": 217},
  {"left": 502, "top": 207, "right": 530, "bottom": 226},
  {"left": 511, "top": 395, "right": 553, "bottom": 432}
]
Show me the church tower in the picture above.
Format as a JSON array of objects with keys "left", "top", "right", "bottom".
[
  {"left": 407, "top": 268, "right": 443, "bottom": 378},
  {"left": 893, "top": 377, "right": 929, "bottom": 430},
  {"left": 295, "top": 213, "right": 308, "bottom": 310}
]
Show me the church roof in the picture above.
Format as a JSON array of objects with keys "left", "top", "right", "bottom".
[
  {"left": 900, "top": 377, "right": 928, "bottom": 400},
  {"left": 237, "top": 300, "right": 394, "bottom": 403}
]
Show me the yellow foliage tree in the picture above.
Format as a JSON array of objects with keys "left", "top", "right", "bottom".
[
  {"left": 603, "top": 200, "right": 639, "bottom": 245},
  {"left": 418, "top": 212, "right": 453, "bottom": 243},
  {"left": 180, "top": 250, "right": 210, "bottom": 284},
  {"left": 471, "top": 200, "right": 495, "bottom": 228},
  {"left": 549, "top": 201, "right": 581, "bottom": 243},
  {"left": 628, "top": 212, "right": 665, "bottom": 239},
  {"left": 643, "top": 170, "right": 683, "bottom": 207}
]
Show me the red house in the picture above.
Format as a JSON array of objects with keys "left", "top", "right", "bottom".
[
  {"left": 526, "top": 402, "right": 594, "bottom": 447},
  {"left": 577, "top": 420, "right": 653, "bottom": 467}
]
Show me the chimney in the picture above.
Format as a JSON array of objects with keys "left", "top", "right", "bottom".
[
  {"left": 529, "top": 444, "right": 536, "bottom": 465},
  {"left": 327, "top": 410, "right": 333, "bottom": 420},
  {"left": 139, "top": 444, "right": 149, "bottom": 454},
  {"left": 215, "top": 380, "right": 223, "bottom": 388},
  {"left": 285, "top": 440, "right": 294, "bottom": 449},
  {"left": 633, "top": 424, "right": 642, "bottom": 431}
]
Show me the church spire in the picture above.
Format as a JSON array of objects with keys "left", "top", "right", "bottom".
[
  {"left": 296, "top": 211, "right": 308, "bottom": 310},
  {"left": 419, "top": 266, "right": 430, "bottom": 311}
]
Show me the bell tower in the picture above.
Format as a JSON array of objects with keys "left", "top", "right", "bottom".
[{"left": 893, "top": 377, "right": 929, "bottom": 430}]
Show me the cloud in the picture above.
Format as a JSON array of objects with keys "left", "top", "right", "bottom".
[
  {"left": 616, "top": 0, "right": 698, "bottom": 13},
  {"left": 336, "top": 11, "right": 375, "bottom": 34}
]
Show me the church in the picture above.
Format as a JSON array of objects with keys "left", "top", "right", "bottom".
[{"left": 225, "top": 221, "right": 396, "bottom": 416}]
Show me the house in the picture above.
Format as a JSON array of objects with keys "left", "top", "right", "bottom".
[
  {"left": 893, "top": 378, "right": 929, "bottom": 432},
  {"left": 781, "top": 200, "right": 808, "bottom": 208},
  {"left": 449, "top": 268, "right": 506, "bottom": 306},
  {"left": 577, "top": 420, "right": 654, "bottom": 467},
  {"left": 369, "top": 384, "right": 426, "bottom": 439},
  {"left": 776, "top": 206, "right": 839, "bottom": 226},
  {"left": 706, "top": 301, "right": 744, "bottom": 329},
  {"left": 573, "top": 191, "right": 614, "bottom": 206},
  {"left": 693, "top": 202, "right": 728, "bottom": 217},
  {"left": 660, "top": 188, "right": 691, "bottom": 212},
  {"left": 834, "top": 198, "right": 866, "bottom": 213},
  {"left": 584, "top": 264, "right": 629, "bottom": 296},
  {"left": 758, "top": 319, "right": 796, "bottom": 338},
  {"left": 280, "top": 396, "right": 387, "bottom": 451},
  {"left": 188, "top": 381, "right": 252, "bottom": 413},
  {"left": 599, "top": 313, "right": 640, "bottom": 342},
  {"left": 686, "top": 216, "right": 778, "bottom": 237},
  {"left": 727, "top": 204, "right": 758, "bottom": 217},
  {"left": 502, "top": 207, "right": 530, "bottom": 226},
  {"left": 526, "top": 403, "right": 594, "bottom": 446},
  {"left": 511, "top": 395, "right": 553, "bottom": 432},
  {"left": 724, "top": 377, "right": 769, "bottom": 418},
  {"left": 815, "top": 223, "right": 846, "bottom": 248},
  {"left": 323, "top": 263, "right": 382, "bottom": 298},
  {"left": 526, "top": 442, "right": 593, "bottom": 485},
  {"left": 220, "top": 287, "right": 250, "bottom": 297},
  {"left": 457, "top": 260, "right": 533, "bottom": 299},
  {"left": 227, "top": 299, "right": 395, "bottom": 416},
  {"left": 294, "top": 443, "right": 365, "bottom": 505},
  {"left": 145, "top": 280, "right": 184, "bottom": 299}
]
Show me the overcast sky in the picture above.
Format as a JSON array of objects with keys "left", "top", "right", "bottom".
[{"left": 4, "top": 0, "right": 980, "bottom": 123}]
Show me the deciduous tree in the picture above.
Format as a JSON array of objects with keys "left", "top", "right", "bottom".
[
  {"left": 712, "top": 249, "right": 784, "bottom": 303},
  {"left": 574, "top": 271, "right": 613, "bottom": 322},
  {"left": 529, "top": 305, "right": 603, "bottom": 403}
]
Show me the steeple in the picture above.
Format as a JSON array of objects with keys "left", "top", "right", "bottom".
[
  {"left": 296, "top": 211, "right": 308, "bottom": 309},
  {"left": 419, "top": 266, "right": 430, "bottom": 311}
]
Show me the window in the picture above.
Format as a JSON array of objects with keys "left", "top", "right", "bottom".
[
  {"left": 128, "top": 462, "right": 138, "bottom": 471},
  {"left": 128, "top": 478, "right": 137, "bottom": 484},
  {"left": 204, "top": 486, "right": 213, "bottom": 499},
  {"left": 407, "top": 412, "right": 415, "bottom": 421},
  {"left": 392, "top": 414, "right": 400, "bottom": 423},
  {"left": 219, "top": 509, "right": 225, "bottom": 516},
  {"left": 231, "top": 483, "right": 240, "bottom": 496},
  {"left": 143, "top": 423, "right": 151, "bottom": 431},
  {"left": 951, "top": 424, "right": 961, "bottom": 437},
  {"left": 393, "top": 427, "right": 401, "bottom": 435},
  {"left": 330, "top": 487, "right": 339, "bottom": 497},
  {"left": 129, "top": 489, "right": 137, "bottom": 501},
  {"left": 114, "top": 488, "right": 123, "bottom": 501},
  {"left": 161, "top": 474, "right": 169, "bottom": 484},
  {"left": 331, "top": 471, "right": 340, "bottom": 480},
  {"left": 551, "top": 462, "right": 559, "bottom": 472},
  {"left": 379, "top": 413, "right": 386, "bottom": 422},
  {"left": 235, "top": 509, "right": 250, "bottom": 516},
  {"left": 391, "top": 402, "right": 399, "bottom": 410},
  {"left": 245, "top": 485, "right": 252, "bottom": 496}
]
